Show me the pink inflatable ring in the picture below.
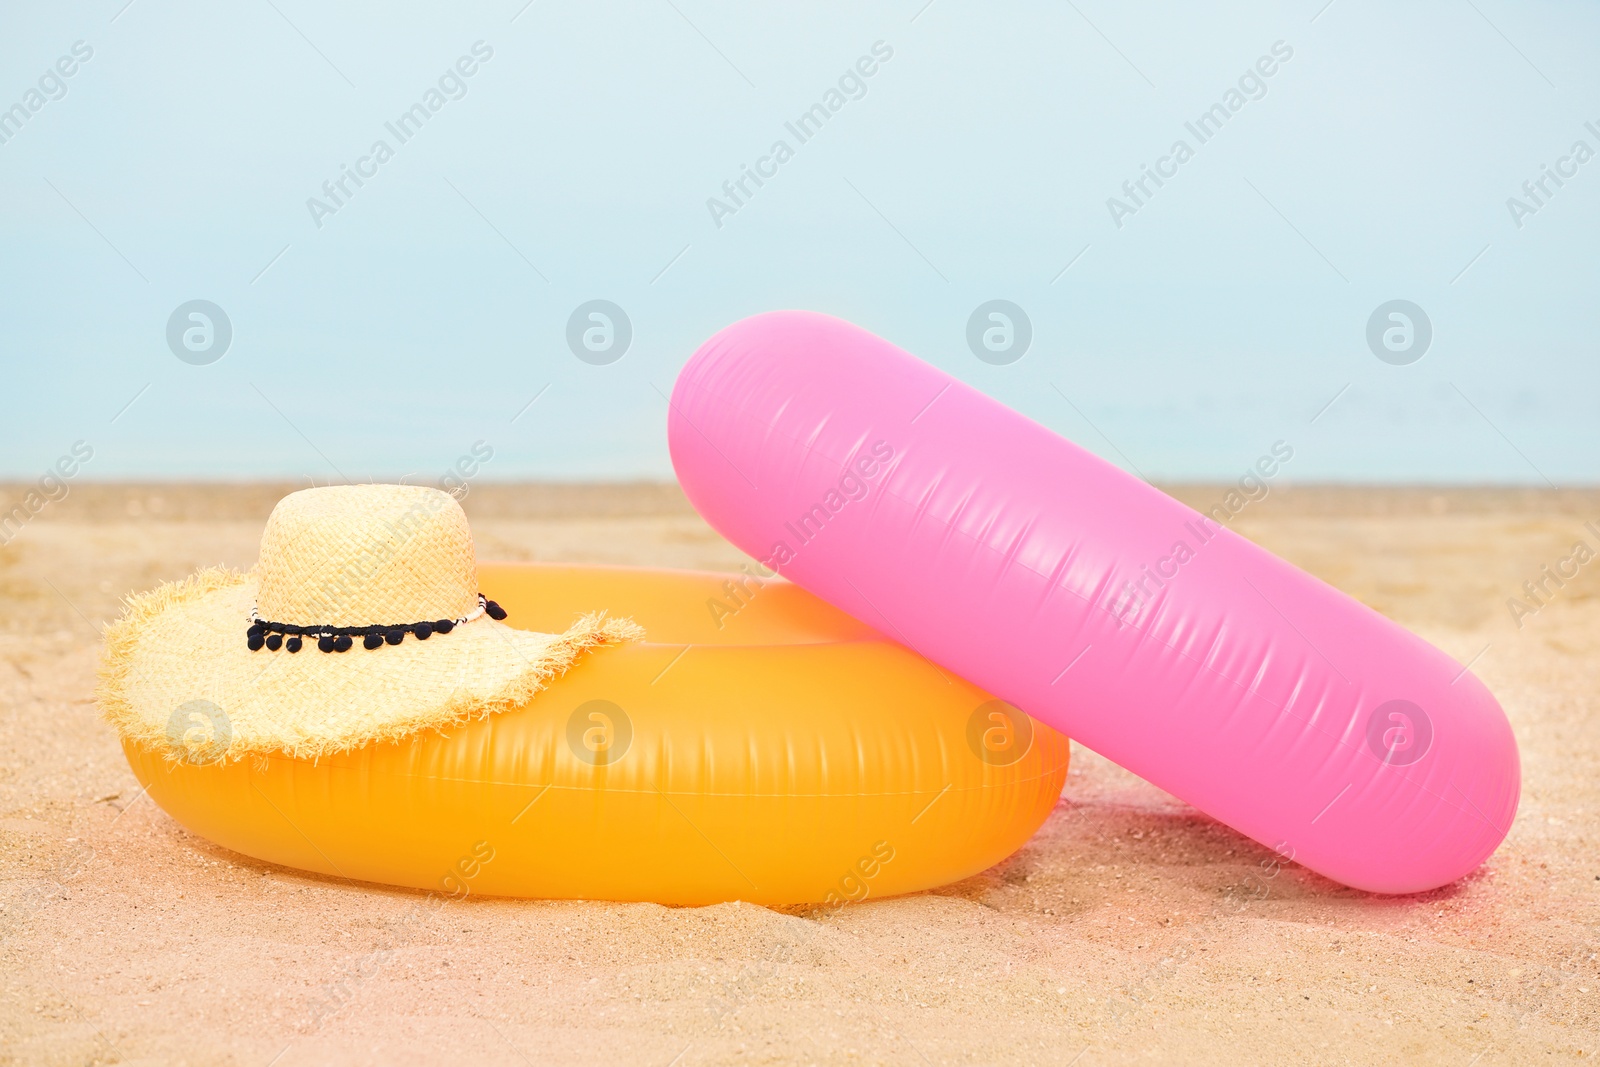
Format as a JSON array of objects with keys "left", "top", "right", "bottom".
[{"left": 668, "top": 310, "right": 1519, "bottom": 895}]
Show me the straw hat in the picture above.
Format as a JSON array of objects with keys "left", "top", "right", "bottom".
[{"left": 97, "top": 484, "right": 641, "bottom": 763}]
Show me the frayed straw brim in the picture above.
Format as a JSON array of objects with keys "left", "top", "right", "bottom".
[{"left": 97, "top": 567, "right": 642, "bottom": 762}]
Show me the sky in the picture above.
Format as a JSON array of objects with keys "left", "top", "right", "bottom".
[{"left": 1, "top": 0, "right": 1596, "bottom": 485}]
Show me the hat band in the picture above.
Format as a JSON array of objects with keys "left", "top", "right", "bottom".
[{"left": 247, "top": 594, "right": 508, "bottom": 653}]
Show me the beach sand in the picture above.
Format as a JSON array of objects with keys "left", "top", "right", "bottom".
[{"left": 1, "top": 483, "right": 1596, "bottom": 1065}]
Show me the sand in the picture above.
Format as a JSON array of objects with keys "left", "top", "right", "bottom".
[{"left": 1, "top": 483, "right": 1596, "bottom": 1065}]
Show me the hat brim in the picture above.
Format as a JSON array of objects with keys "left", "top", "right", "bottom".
[{"left": 97, "top": 568, "right": 641, "bottom": 762}]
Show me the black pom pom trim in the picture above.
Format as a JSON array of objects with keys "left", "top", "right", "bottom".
[{"left": 247, "top": 593, "right": 503, "bottom": 651}]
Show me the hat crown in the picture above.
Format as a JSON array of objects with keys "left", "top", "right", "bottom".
[{"left": 255, "top": 485, "right": 478, "bottom": 626}]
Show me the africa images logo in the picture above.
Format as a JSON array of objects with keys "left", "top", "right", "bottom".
[
  {"left": 566, "top": 699, "right": 632, "bottom": 766},
  {"left": 966, "top": 700, "right": 1034, "bottom": 766},
  {"left": 966, "top": 301, "right": 1032, "bottom": 365},
  {"left": 1365, "top": 300, "right": 1431, "bottom": 366},
  {"left": 166, "top": 300, "right": 233, "bottom": 365},
  {"left": 566, "top": 300, "right": 632, "bottom": 365},
  {"left": 165, "top": 699, "right": 232, "bottom": 764},
  {"left": 1364, "top": 700, "right": 1432, "bottom": 767}
]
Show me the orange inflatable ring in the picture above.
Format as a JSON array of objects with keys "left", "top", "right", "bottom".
[{"left": 123, "top": 563, "right": 1069, "bottom": 906}]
